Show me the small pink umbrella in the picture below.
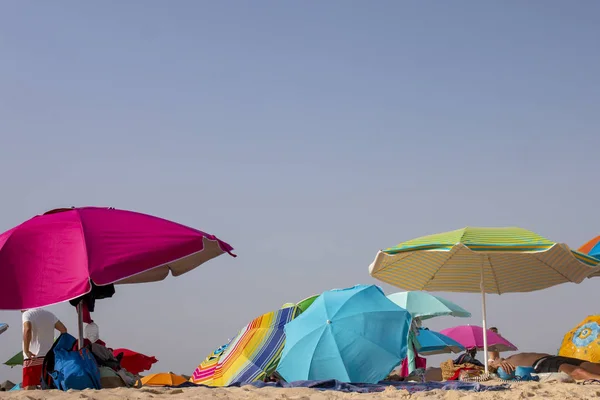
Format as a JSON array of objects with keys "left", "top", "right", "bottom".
[
  {"left": 439, "top": 325, "right": 517, "bottom": 352},
  {"left": 0, "top": 207, "right": 235, "bottom": 344}
]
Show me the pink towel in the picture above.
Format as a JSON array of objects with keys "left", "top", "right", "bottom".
[{"left": 400, "top": 354, "right": 427, "bottom": 377}]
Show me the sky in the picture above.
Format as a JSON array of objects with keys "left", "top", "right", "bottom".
[{"left": 1, "top": 0, "right": 599, "bottom": 383}]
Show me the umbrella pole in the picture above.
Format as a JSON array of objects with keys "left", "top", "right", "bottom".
[
  {"left": 77, "top": 301, "right": 84, "bottom": 350},
  {"left": 480, "top": 263, "right": 489, "bottom": 374}
]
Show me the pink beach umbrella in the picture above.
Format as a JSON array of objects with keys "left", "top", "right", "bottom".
[
  {"left": 0, "top": 207, "right": 235, "bottom": 345},
  {"left": 439, "top": 325, "right": 517, "bottom": 352}
]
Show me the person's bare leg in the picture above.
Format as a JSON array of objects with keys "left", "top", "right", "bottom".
[
  {"left": 560, "top": 364, "right": 600, "bottom": 380},
  {"left": 580, "top": 362, "right": 600, "bottom": 375}
]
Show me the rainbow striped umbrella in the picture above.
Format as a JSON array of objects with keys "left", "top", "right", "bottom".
[
  {"left": 369, "top": 227, "right": 600, "bottom": 373},
  {"left": 190, "top": 306, "right": 299, "bottom": 386},
  {"left": 188, "top": 341, "right": 231, "bottom": 385}
]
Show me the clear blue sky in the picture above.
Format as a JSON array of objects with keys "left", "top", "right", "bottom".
[{"left": 1, "top": 0, "right": 599, "bottom": 382}]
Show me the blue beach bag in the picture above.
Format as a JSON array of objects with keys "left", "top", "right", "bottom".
[{"left": 43, "top": 333, "right": 101, "bottom": 390}]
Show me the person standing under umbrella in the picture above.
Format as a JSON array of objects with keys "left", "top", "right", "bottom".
[{"left": 22, "top": 308, "right": 67, "bottom": 390}]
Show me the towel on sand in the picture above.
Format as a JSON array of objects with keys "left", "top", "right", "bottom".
[{"left": 176, "top": 379, "right": 508, "bottom": 394}]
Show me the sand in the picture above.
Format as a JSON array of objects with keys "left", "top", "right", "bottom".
[{"left": 2, "top": 381, "right": 600, "bottom": 400}]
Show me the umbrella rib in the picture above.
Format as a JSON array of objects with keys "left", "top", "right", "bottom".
[
  {"left": 74, "top": 208, "right": 91, "bottom": 278},
  {"left": 332, "top": 310, "right": 408, "bottom": 324},
  {"left": 374, "top": 249, "right": 458, "bottom": 290},
  {"left": 287, "top": 324, "right": 331, "bottom": 352},
  {"left": 529, "top": 247, "right": 577, "bottom": 283},
  {"left": 331, "top": 312, "right": 410, "bottom": 359},
  {"left": 423, "top": 247, "right": 463, "bottom": 291},
  {"left": 233, "top": 327, "right": 281, "bottom": 382},
  {"left": 306, "top": 325, "right": 339, "bottom": 381},
  {"left": 343, "top": 330, "right": 406, "bottom": 365},
  {"left": 281, "top": 324, "right": 328, "bottom": 380},
  {"left": 323, "top": 327, "right": 352, "bottom": 382},
  {"left": 97, "top": 240, "right": 227, "bottom": 286},
  {"left": 374, "top": 250, "right": 422, "bottom": 277},
  {"left": 487, "top": 254, "right": 501, "bottom": 294}
]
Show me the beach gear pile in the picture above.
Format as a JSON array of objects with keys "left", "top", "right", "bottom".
[
  {"left": 0, "top": 206, "right": 236, "bottom": 391},
  {"left": 184, "top": 284, "right": 514, "bottom": 390},
  {"left": 41, "top": 333, "right": 101, "bottom": 391}
]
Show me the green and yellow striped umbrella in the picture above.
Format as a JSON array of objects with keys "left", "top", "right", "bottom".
[
  {"left": 281, "top": 295, "right": 318, "bottom": 313},
  {"left": 369, "top": 227, "right": 599, "bottom": 294},
  {"left": 368, "top": 227, "right": 600, "bottom": 373}
]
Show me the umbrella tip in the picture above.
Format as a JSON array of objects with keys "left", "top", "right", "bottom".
[{"left": 43, "top": 207, "right": 76, "bottom": 215}]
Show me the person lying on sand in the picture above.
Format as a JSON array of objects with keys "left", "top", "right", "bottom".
[{"left": 490, "top": 353, "right": 600, "bottom": 380}]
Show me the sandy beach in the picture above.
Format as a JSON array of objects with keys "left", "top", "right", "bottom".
[{"left": 1, "top": 382, "right": 600, "bottom": 400}]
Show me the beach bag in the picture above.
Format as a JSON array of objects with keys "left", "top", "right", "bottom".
[
  {"left": 99, "top": 367, "right": 140, "bottom": 388},
  {"left": 41, "top": 333, "right": 77, "bottom": 389},
  {"left": 99, "top": 366, "right": 126, "bottom": 388},
  {"left": 51, "top": 347, "right": 101, "bottom": 390},
  {"left": 42, "top": 333, "right": 101, "bottom": 391},
  {"left": 89, "top": 342, "right": 121, "bottom": 371}
]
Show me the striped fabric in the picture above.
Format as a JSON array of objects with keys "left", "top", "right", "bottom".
[
  {"left": 369, "top": 227, "right": 600, "bottom": 294},
  {"left": 23, "top": 356, "right": 44, "bottom": 367},
  {"left": 191, "top": 306, "right": 299, "bottom": 386},
  {"left": 189, "top": 342, "right": 231, "bottom": 385}
]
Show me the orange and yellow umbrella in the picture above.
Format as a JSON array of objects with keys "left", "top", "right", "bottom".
[
  {"left": 559, "top": 315, "right": 600, "bottom": 362},
  {"left": 141, "top": 372, "right": 187, "bottom": 387}
]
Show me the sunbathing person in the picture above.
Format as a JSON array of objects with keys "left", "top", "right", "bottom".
[{"left": 490, "top": 353, "right": 600, "bottom": 380}]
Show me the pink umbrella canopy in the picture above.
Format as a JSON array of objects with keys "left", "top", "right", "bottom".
[
  {"left": 0, "top": 207, "right": 235, "bottom": 310},
  {"left": 439, "top": 325, "right": 518, "bottom": 352}
]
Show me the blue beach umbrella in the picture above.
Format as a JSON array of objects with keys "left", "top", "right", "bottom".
[
  {"left": 9, "top": 383, "right": 21, "bottom": 391},
  {"left": 276, "top": 284, "right": 411, "bottom": 384},
  {"left": 415, "top": 328, "right": 465, "bottom": 355},
  {"left": 387, "top": 291, "right": 471, "bottom": 320},
  {"left": 0, "top": 323, "right": 7, "bottom": 335},
  {"left": 387, "top": 291, "right": 470, "bottom": 374}
]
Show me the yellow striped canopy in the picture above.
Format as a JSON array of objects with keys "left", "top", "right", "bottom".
[{"left": 369, "top": 227, "right": 600, "bottom": 294}]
